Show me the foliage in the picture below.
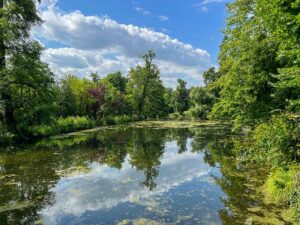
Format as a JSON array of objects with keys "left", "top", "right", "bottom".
[
  {"left": 126, "top": 50, "right": 167, "bottom": 118},
  {"left": 263, "top": 166, "right": 300, "bottom": 222},
  {"left": 58, "top": 75, "right": 94, "bottom": 117},
  {"left": 249, "top": 114, "right": 299, "bottom": 167},
  {"left": 172, "top": 79, "right": 189, "bottom": 114},
  {"left": 210, "top": 0, "right": 300, "bottom": 128},
  {"left": 185, "top": 87, "right": 215, "bottom": 120},
  {"left": 103, "top": 71, "right": 128, "bottom": 93},
  {"left": 57, "top": 116, "right": 93, "bottom": 133},
  {"left": 0, "top": 0, "right": 50, "bottom": 135}
]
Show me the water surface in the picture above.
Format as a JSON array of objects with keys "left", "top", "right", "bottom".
[{"left": 0, "top": 125, "right": 291, "bottom": 224}]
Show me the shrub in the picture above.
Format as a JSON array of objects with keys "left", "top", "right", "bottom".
[
  {"left": 57, "top": 116, "right": 92, "bottom": 133},
  {"left": 252, "top": 114, "right": 299, "bottom": 167},
  {"left": 263, "top": 166, "right": 300, "bottom": 222},
  {"left": 184, "top": 105, "right": 210, "bottom": 120},
  {"left": 28, "top": 124, "right": 59, "bottom": 137}
]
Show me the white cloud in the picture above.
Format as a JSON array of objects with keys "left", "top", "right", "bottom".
[
  {"left": 158, "top": 15, "right": 169, "bottom": 21},
  {"left": 201, "top": 6, "right": 209, "bottom": 12},
  {"left": 35, "top": 5, "right": 211, "bottom": 87},
  {"left": 134, "top": 6, "right": 169, "bottom": 22},
  {"left": 134, "top": 6, "right": 151, "bottom": 16},
  {"left": 40, "top": 141, "right": 212, "bottom": 224},
  {"left": 193, "top": 0, "right": 229, "bottom": 12},
  {"left": 199, "top": 0, "right": 228, "bottom": 5}
]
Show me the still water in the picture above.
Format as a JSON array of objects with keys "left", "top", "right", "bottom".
[{"left": 0, "top": 125, "right": 290, "bottom": 225}]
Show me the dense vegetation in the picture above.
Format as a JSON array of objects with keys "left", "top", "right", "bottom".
[
  {"left": 0, "top": 0, "right": 216, "bottom": 142},
  {"left": 0, "top": 0, "right": 299, "bottom": 222},
  {"left": 208, "top": 0, "right": 300, "bottom": 222}
]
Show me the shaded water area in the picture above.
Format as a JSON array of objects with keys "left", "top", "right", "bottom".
[{"left": 0, "top": 123, "right": 292, "bottom": 225}]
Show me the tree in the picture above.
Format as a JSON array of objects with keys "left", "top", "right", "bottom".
[
  {"left": 7, "top": 42, "right": 57, "bottom": 136},
  {"left": 103, "top": 71, "right": 128, "bottom": 93},
  {"left": 203, "top": 67, "right": 220, "bottom": 86},
  {"left": 185, "top": 87, "right": 215, "bottom": 120},
  {"left": 127, "top": 50, "right": 166, "bottom": 117},
  {"left": 90, "top": 72, "right": 100, "bottom": 84},
  {"left": 172, "top": 79, "right": 189, "bottom": 114},
  {"left": 203, "top": 67, "right": 221, "bottom": 98},
  {"left": 210, "top": 0, "right": 281, "bottom": 128},
  {"left": 58, "top": 75, "right": 94, "bottom": 117},
  {"left": 0, "top": 0, "right": 43, "bottom": 133}
]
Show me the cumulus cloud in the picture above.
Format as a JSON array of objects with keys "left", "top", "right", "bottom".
[
  {"left": 40, "top": 140, "right": 212, "bottom": 224},
  {"left": 35, "top": 4, "right": 211, "bottom": 87}
]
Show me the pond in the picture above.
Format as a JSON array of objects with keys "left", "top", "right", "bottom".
[{"left": 0, "top": 123, "right": 292, "bottom": 225}]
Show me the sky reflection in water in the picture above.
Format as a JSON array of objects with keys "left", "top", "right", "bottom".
[{"left": 41, "top": 139, "right": 223, "bottom": 224}]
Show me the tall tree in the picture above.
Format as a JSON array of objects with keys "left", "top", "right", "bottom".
[
  {"left": 172, "top": 79, "right": 189, "bottom": 114},
  {"left": 127, "top": 50, "right": 166, "bottom": 117},
  {"left": 210, "top": 0, "right": 299, "bottom": 128},
  {"left": 0, "top": 0, "right": 50, "bottom": 134},
  {"left": 103, "top": 71, "right": 128, "bottom": 93}
]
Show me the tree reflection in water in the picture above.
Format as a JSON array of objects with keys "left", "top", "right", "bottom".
[{"left": 0, "top": 125, "right": 290, "bottom": 224}]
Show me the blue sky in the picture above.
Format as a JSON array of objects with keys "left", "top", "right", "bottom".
[{"left": 37, "top": 0, "right": 230, "bottom": 87}]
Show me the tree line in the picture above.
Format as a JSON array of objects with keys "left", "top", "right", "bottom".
[
  {"left": 0, "top": 0, "right": 299, "bottom": 222},
  {"left": 207, "top": 0, "right": 300, "bottom": 222},
  {"left": 0, "top": 1, "right": 220, "bottom": 141}
]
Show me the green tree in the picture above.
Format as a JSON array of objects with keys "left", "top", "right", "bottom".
[
  {"left": 210, "top": 0, "right": 300, "bottom": 128},
  {"left": 58, "top": 75, "right": 94, "bottom": 117},
  {"left": 127, "top": 50, "right": 166, "bottom": 118},
  {"left": 90, "top": 72, "right": 100, "bottom": 84},
  {"left": 8, "top": 42, "right": 57, "bottom": 136},
  {"left": 0, "top": 0, "right": 43, "bottom": 134},
  {"left": 103, "top": 71, "right": 128, "bottom": 93},
  {"left": 203, "top": 67, "right": 221, "bottom": 98},
  {"left": 185, "top": 87, "right": 215, "bottom": 120},
  {"left": 172, "top": 79, "right": 189, "bottom": 114}
]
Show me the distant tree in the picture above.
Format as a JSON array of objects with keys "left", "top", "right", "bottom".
[
  {"left": 185, "top": 87, "right": 215, "bottom": 120},
  {"left": 90, "top": 72, "right": 100, "bottom": 84},
  {"left": 127, "top": 50, "right": 166, "bottom": 117},
  {"left": 58, "top": 75, "right": 94, "bottom": 117},
  {"left": 203, "top": 67, "right": 221, "bottom": 98},
  {"left": 172, "top": 79, "right": 189, "bottom": 114},
  {"left": 104, "top": 71, "right": 128, "bottom": 93},
  {"left": 164, "top": 88, "right": 174, "bottom": 114},
  {"left": 203, "top": 67, "right": 220, "bottom": 86},
  {"left": 88, "top": 84, "right": 106, "bottom": 118}
]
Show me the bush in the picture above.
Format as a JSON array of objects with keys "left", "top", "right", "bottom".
[
  {"left": 263, "top": 166, "right": 300, "bottom": 222},
  {"left": 57, "top": 116, "right": 92, "bottom": 133},
  {"left": 251, "top": 114, "right": 299, "bottom": 167},
  {"left": 28, "top": 124, "right": 59, "bottom": 137},
  {"left": 184, "top": 105, "right": 210, "bottom": 120}
]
